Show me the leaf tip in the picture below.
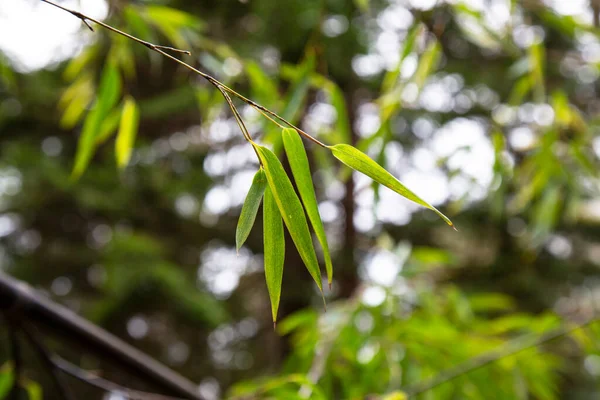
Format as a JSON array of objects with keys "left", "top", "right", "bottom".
[
  {"left": 328, "top": 282, "right": 332, "bottom": 290},
  {"left": 273, "top": 320, "right": 277, "bottom": 330}
]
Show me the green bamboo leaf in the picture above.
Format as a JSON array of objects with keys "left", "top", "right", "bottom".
[
  {"left": 263, "top": 185, "right": 285, "bottom": 325},
  {"left": 115, "top": 96, "right": 140, "bottom": 168},
  {"left": 282, "top": 128, "right": 333, "bottom": 286},
  {"left": 254, "top": 145, "right": 324, "bottom": 293},
  {"left": 329, "top": 144, "right": 455, "bottom": 229},
  {"left": 236, "top": 169, "right": 267, "bottom": 251},
  {"left": 72, "top": 62, "right": 121, "bottom": 180}
]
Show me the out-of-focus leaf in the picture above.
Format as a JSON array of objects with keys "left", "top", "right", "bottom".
[
  {"left": 124, "top": 5, "right": 155, "bottom": 42},
  {"left": 509, "top": 76, "right": 532, "bottom": 105},
  {"left": 59, "top": 74, "right": 94, "bottom": 129},
  {"left": 468, "top": 293, "right": 516, "bottom": 312},
  {"left": 412, "top": 40, "right": 441, "bottom": 89},
  {"left": 326, "top": 81, "right": 351, "bottom": 144},
  {"left": 236, "top": 169, "right": 267, "bottom": 251},
  {"left": 254, "top": 144, "right": 323, "bottom": 293},
  {"left": 63, "top": 46, "right": 97, "bottom": 81},
  {"left": 381, "top": 392, "right": 407, "bottom": 400},
  {"left": 246, "top": 61, "right": 279, "bottom": 106},
  {"left": 282, "top": 128, "right": 333, "bottom": 285},
  {"left": 115, "top": 96, "right": 140, "bottom": 168},
  {"left": 110, "top": 38, "right": 136, "bottom": 79},
  {"left": 151, "top": 263, "right": 227, "bottom": 326},
  {"left": 264, "top": 185, "right": 285, "bottom": 324},
  {"left": 307, "top": 74, "right": 350, "bottom": 144},
  {"left": 0, "top": 55, "right": 15, "bottom": 91},
  {"left": 529, "top": 42, "right": 546, "bottom": 102},
  {"left": 95, "top": 108, "right": 122, "bottom": 145},
  {"left": 24, "top": 380, "right": 42, "bottom": 400},
  {"left": 382, "top": 23, "right": 421, "bottom": 92},
  {"left": 531, "top": 184, "right": 562, "bottom": 244},
  {"left": 354, "top": 0, "right": 369, "bottom": 12},
  {"left": 145, "top": 5, "right": 203, "bottom": 50},
  {"left": 380, "top": 31, "right": 435, "bottom": 121},
  {"left": 329, "top": 144, "right": 454, "bottom": 228},
  {"left": 146, "top": 5, "right": 204, "bottom": 29},
  {"left": 72, "top": 62, "right": 121, "bottom": 180},
  {"left": 276, "top": 309, "right": 318, "bottom": 335},
  {"left": 410, "top": 246, "right": 455, "bottom": 270},
  {"left": 266, "top": 53, "right": 316, "bottom": 151},
  {"left": 0, "top": 364, "right": 14, "bottom": 398}
]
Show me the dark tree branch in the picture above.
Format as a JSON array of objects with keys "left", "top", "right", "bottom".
[
  {"left": 0, "top": 272, "right": 203, "bottom": 400},
  {"left": 49, "top": 355, "right": 182, "bottom": 400},
  {"left": 18, "top": 323, "right": 75, "bottom": 400}
]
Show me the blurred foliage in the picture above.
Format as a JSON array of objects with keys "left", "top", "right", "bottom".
[{"left": 1, "top": 0, "right": 600, "bottom": 399}]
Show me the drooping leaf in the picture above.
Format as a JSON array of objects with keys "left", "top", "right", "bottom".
[
  {"left": 236, "top": 169, "right": 267, "bottom": 251},
  {"left": 381, "top": 22, "right": 422, "bottom": 92},
  {"left": 72, "top": 61, "right": 121, "bottom": 180},
  {"left": 282, "top": 128, "right": 333, "bottom": 286},
  {"left": 254, "top": 144, "right": 323, "bottom": 292},
  {"left": 263, "top": 185, "right": 285, "bottom": 324},
  {"left": 329, "top": 144, "right": 454, "bottom": 228},
  {"left": 115, "top": 96, "right": 140, "bottom": 168}
]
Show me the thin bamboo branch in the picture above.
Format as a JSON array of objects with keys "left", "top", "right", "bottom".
[{"left": 40, "top": 0, "right": 328, "bottom": 148}]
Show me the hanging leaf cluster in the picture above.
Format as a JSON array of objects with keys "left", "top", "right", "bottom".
[
  {"left": 236, "top": 129, "right": 454, "bottom": 324},
  {"left": 48, "top": 0, "right": 454, "bottom": 324}
]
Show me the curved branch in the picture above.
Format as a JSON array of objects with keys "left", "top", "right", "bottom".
[{"left": 40, "top": 0, "right": 328, "bottom": 148}]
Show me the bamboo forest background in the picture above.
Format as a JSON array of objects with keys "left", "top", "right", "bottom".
[{"left": 1, "top": 0, "right": 600, "bottom": 398}]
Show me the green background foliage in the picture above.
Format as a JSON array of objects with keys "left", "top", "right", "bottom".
[{"left": 1, "top": 0, "right": 600, "bottom": 399}]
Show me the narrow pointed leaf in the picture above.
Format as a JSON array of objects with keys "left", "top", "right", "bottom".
[
  {"left": 72, "top": 62, "right": 121, "bottom": 180},
  {"left": 236, "top": 169, "right": 267, "bottom": 251},
  {"left": 282, "top": 128, "right": 333, "bottom": 286},
  {"left": 254, "top": 144, "right": 323, "bottom": 292},
  {"left": 263, "top": 186, "right": 284, "bottom": 324},
  {"left": 330, "top": 144, "right": 454, "bottom": 228},
  {"left": 115, "top": 96, "right": 140, "bottom": 168}
]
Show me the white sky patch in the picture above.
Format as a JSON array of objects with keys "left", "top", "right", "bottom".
[{"left": 0, "top": 0, "right": 107, "bottom": 72}]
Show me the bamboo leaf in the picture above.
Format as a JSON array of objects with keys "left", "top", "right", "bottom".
[
  {"left": 282, "top": 128, "right": 333, "bottom": 286},
  {"left": 236, "top": 169, "right": 267, "bottom": 251},
  {"left": 254, "top": 145, "right": 324, "bottom": 292},
  {"left": 263, "top": 185, "right": 285, "bottom": 324},
  {"left": 72, "top": 62, "right": 121, "bottom": 180},
  {"left": 115, "top": 96, "right": 140, "bottom": 168},
  {"left": 329, "top": 144, "right": 455, "bottom": 229}
]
